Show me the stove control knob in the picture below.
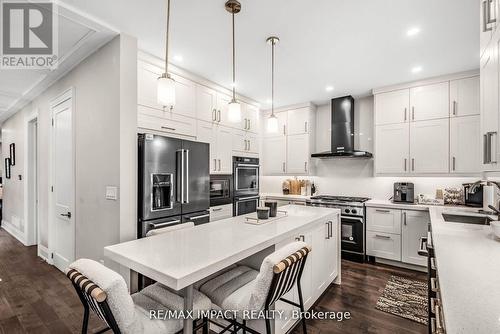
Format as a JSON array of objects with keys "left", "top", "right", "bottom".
[
  {"left": 344, "top": 208, "right": 350, "bottom": 214},
  {"left": 351, "top": 209, "right": 357, "bottom": 214}
]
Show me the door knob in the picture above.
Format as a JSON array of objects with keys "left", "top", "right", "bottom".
[{"left": 61, "top": 212, "right": 72, "bottom": 219}]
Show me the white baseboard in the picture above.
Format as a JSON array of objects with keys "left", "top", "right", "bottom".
[
  {"left": 375, "top": 258, "right": 427, "bottom": 273},
  {"left": 38, "top": 244, "right": 50, "bottom": 262},
  {"left": 1, "top": 220, "right": 27, "bottom": 245}
]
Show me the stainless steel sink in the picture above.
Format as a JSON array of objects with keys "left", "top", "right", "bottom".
[{"left": 442, "top": 213, "right": 492, "bottom": 225}]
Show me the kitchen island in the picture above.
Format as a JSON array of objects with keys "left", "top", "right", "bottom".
[{"left": 104, "top": 205, "right": 341, "bottom": 334}]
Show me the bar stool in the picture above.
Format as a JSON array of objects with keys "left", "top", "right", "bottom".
[
  {"left": 198, "top": 241, "right": 311, "bottom": 334},
  {"left": 67, "top": 259, "right": 211, "bottom": 334}
]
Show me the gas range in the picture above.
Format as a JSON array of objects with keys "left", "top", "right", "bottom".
[
  {"left": 306, "top": 195, "right": 370, "bottom": 217},
  {"left": 306, "top": 195, "right": 370, "bottom": 262}
]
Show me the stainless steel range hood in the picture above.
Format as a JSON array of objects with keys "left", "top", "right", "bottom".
[{"left": 311, "top": 95, "right": 373, "bottom": 159}]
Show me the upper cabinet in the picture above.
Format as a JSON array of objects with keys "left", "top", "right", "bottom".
[
  {"left": 409, "top": 82, "right": 449, "bottom": 122},
  {"left": 262, "top": 104, "right": 316, "bottom": 175},
  {"left": 481, "top": 0, "right": 498, "bottom": 57},
  {"left": 374, "top": 74, "right": 480, "bottom": 175},
  {"left": 374, "top": 90, "right": 409, "bottom": 125},
  {"left": 450, "top": 77, "right": 480, "bottom": 117}
]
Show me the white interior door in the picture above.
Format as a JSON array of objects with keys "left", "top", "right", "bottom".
[{"left": 51, "top": 96, "right": 74, "bottom": 272}]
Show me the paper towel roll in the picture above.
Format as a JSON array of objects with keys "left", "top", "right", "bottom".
[{"left": 483, "top": 185, "right": 495, "bottom": 212}]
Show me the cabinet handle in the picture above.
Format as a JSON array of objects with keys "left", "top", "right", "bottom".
[
  {"left": 304, "top": 121, "right": 308, "bottom": 133},
  {"left": 248, "top": 140, "right": 251, "bottom": 151},
  {"left": 325, "top": 222, "right": 330, "bottom": 239},
  {"left": 403, "top": 211, "right": 407, "bottom": 226},
  {"left": 404, "top": 107, "right": 407, "bottom": 121},
  {"left": 491, "top": 132, "right": 497, "bottom": 163},
  {"left": 452, "top": 100, "right": 457, "bottom": 116},
  {"left": 329, "top": 221, "right": 333, "bottom": 238},
  {"left": 487, "top": 0, "right": 497, "bottom": 24},
  {"left": 244, "top": 139, "right": 247, "bottom": 151},
  {"left": 484, "top": 0, "right": 493, "bottom": 31},
  {"left": 213, "top": 159, "right": 217, "bottom": 171},
  {"left": 412, "top": 158, "right": 415, "bottom": 171},
  {"left": 404, "top": 158, "right": 407, "bottom": 172},
  {"left": 295, "top": 237, "right": 301, "bottom": 241},
  {"left": 430, "top": 277, "right": 439, "bottom": 292},
  {"left": 212, "top": 207, "right": 223, "bottom": 212},
  {"left": 411, "top": 106, "right": 415, "bottom": 120},
  {"left": 375, "top": 209, "right": 390, "bottom": 213},
  {"left": 484, "top": 133, "right": 489, "bottom": 164},
  {"left": 212, "top": 109, "right": 217, "bottom": 121},
  {"left": 161, "top": 126, "right": 176, "bottom": 131},
  {"left": 452, "top": 156, "right": 456, "bottom": 171},
  {"left": 218, "top": 159, "right": 221, "bottom": 171},
  {"left": 304, "top": 161, "right": 308, "bottom": 172},
  {"left": 248, "top": 119, "right": 251, "bottom": 130},
  {"left": 282, "top": 162, "right": 286, "bottom": 172},
  {"left": 217, "top": 110, "right": 221, "bottom": 122},
  {"left": 375, "top": 234, "right": 391, "bottom": 239}
]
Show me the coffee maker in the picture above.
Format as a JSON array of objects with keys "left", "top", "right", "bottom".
[{"left": 393, "top": 182, "right": 415, "bottom": 203}]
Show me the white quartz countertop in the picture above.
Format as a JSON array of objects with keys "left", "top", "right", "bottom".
[
  {"left": 428, "top": 206, "right": 500, "bottom": 334},
  {"left": 260, "top": 193, "right": 311, "bottom": 201},
  {"left": 104, "top": 205, "right": 339, "bottom": 290}
]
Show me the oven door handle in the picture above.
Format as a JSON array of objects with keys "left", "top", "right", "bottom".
[
  {"left": 341, "top": 217, "right": 364, "bottom": 224},
  {"left": 236, "top": 196, "right": 260, "bottom": 201},
  {"left": 236, "top": 164, "right": 261, "bottom": 167}
]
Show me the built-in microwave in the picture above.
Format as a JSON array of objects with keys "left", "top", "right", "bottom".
[{"left": 209, "top": 174, "right": 233, "bottom": 206}]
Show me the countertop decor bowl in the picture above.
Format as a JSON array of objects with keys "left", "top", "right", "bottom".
[{"left": 490, "top": 221, "right": 500, "bottom": 239}]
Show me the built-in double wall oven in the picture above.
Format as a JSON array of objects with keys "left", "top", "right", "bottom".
[{"left": 233, "top": 156, "right": 260, "bottom": 216}]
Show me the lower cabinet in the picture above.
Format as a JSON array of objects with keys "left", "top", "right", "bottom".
[
  {"left": 274, "top": 214, "right": 340, "bottom": 334},
  {"left": 366, "top": 231, "right": 401, "bottom": 261},
  {"left": 401, "top": 210, "right": 428, "bottom": 266},
  {"left": 209, "top": 204, "right": 233, "bottom": 222},
  {"left": 366, "top": 206, "right": 429, "bottom": 267}
]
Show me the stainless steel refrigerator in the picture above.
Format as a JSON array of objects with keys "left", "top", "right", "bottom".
[{"left": 138, "top": 133, "right": 210, "bottom": 238}]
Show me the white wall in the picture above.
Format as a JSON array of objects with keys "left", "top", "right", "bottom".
[
  {"left": 1, "top": 35, "right": 137, "bottom": 273},
  {"left": 261, "top": 96, "right": 479, "bottom": 199}
]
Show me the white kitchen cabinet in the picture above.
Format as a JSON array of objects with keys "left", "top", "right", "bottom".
[
  {"left": 481, "top": 0, "right": 497, "bottom": 57},
  {"left": 366, "top": 207, "right": 402, "bottom": 234},
  {"left": 481, "top": 40, "right": 500, "bottom": 171},
  {"left": 366, "top": 231, "right": 401, "bottom": 261},
  {"left": 450, "top": 77, "right": 480, "bottom": 117},
  {"left": 240, "top": 103, "right": 259, "bottom": 133},
  {"left": 410, "top": 118, "right": 449, "bottom": 173},
  {"left": 375, "top": 89, "right": 410, "bottom": 125},
  {"left": 263, "top": 136, "right": 287, "bottom": 174},
  {"left": 216, "top": 92, "right": 233, "bottom": 126},
  {"left": 401, "top": 210, "right": 428, "bottom": 267},
  {"left": 232, "top": 130, "right": 259, "bottom": 156},
  {"left": 286, "top": 134, "right": 312, "bottom": 175},
  {"left": 410, "top": 82, "right": 449, "bottom": 121},
  {"left": 209, "top": 204, "right": 233, "bottom": 222},
  {"left": 450, "top": 115, "right": 481, "bottom": 173},
  {"left": 375, "top": 123, "right": 410, "bottom": 174},
  {"left": 195, "top": 85, "right": 218, "bottom": 123},
  {"left": 287, "top": 107, "right": 312, "bottom": 135},
  {"left": 138, "top": 105, "right": 196, "bottom": 138},
  {"left": 137, "top": 63, "right": 196, "bottom": 118},
  {"left": 197, "top": 121, "right": 233, "bottom": 174}
]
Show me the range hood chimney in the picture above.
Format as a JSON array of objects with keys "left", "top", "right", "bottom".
[{"left": 311, "top": 95, "right": 373, "bottom": 158}]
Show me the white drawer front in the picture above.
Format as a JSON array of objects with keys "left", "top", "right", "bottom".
[
  {"left": 366, "top": 231, "right": 401, "bottom": 261},
  {"left": 138, "top": 111, "right": 196, "bottom": 138},
  {"left": 366, "top": 207, "right": 402, "bottom": 234},
  {"left": 210, "top": 204, "right": 233, "bottom": 221}
]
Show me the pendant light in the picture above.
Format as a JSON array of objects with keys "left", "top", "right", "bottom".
[
  {"left": 157, "top": 0, "right": 176, "bottom": 108},
  {"left": 267, "top": 36, "right": 280, "bottom": 133},
  {"left": 225, "top": 0, "right": 241, "bottom": 123}
]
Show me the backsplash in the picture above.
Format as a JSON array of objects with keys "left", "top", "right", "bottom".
[{"left": 261, "top": 158, "right": 480, "bottom": 200}]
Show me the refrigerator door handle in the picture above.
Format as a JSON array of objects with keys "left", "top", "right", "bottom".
[
  {"left": 184, "top": 149, "right": 190, "bottom": 203},
  {"left": 176, "top": 150, "right": 183, "bottom": 203}
]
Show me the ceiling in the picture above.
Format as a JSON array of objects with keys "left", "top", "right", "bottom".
[
  {"left": 19, "top": 0, "right": 479, "bottom": 110},
  {"left": 0, "top": 4, "right": 117, "bottom": 123}
]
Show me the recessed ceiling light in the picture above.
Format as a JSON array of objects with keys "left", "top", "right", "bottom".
[
  {"left": 173, "top": 55, "right": 183, "bottom": 62},
  {"left": 411, "top": 66, "right": 423, "bottom": 74},
  {"left": 407, "top": 27, "right": 421, "bottom": 37},
  {"left": 325, "top": 85, "right": 334, "bottom": 92}
]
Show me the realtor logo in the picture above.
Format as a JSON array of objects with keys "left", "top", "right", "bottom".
[{"left": 1, "top": 0, "right": 58, "bottom": 69}]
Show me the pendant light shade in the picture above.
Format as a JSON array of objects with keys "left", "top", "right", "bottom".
[
  {"left": 226, "top": 0, "right": 241, "bottom": 123},
  {"left": 267, "top": 36, "right": 280, "bottom": 133},
  {"left": 228, "top": 99, "right": 241, "bottom": 122},
  {"left": 157, "top": 0, "right": 175, "bottom": 108},
  {"left": 267, "top": 113, "right": 278, "bottom": 133}
]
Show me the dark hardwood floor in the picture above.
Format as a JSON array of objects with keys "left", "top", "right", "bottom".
[{"left": 0, "top": 228, "right": 426, "bottom": 334}]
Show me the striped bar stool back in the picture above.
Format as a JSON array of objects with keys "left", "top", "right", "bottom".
[{"left": 66, "top": 268, "right": 121, "bottom": 334}]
